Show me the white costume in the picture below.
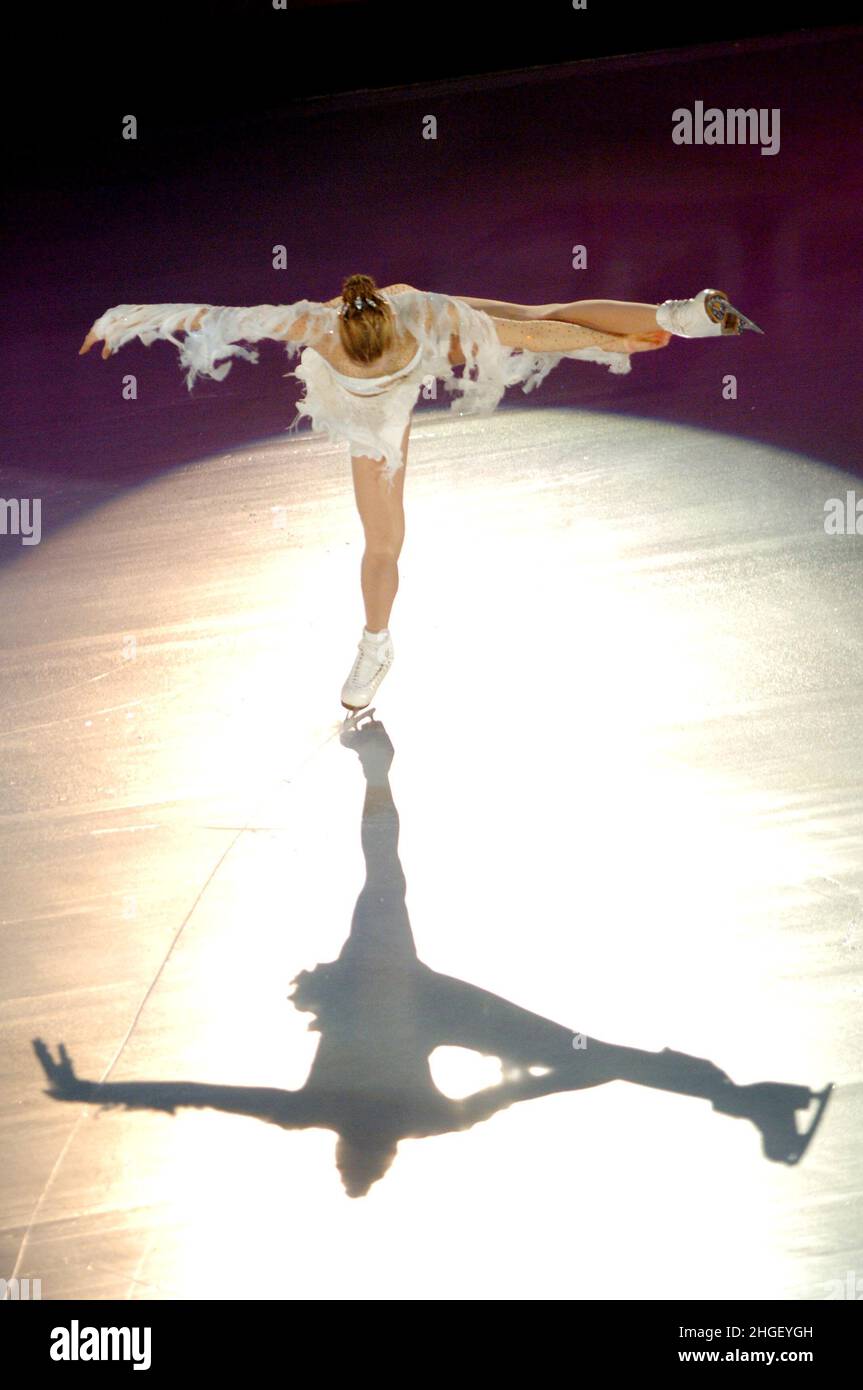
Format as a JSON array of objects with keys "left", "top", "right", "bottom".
[{"left": 91, "top": 289, "right": 631, "bottom": 483}]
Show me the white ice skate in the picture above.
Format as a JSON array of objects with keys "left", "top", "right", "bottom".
[
  {"left": 656, "top": 288, "right": 764, "bottom": 338},
  {"left": 340, "top": 630, "right": 394, "bottom": 710}
]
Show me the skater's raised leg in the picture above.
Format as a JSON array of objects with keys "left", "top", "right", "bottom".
[
  {"left": 553, "top": 291, "right": 764, "bottom": 339},
  {"left": 450, "top": 293, "right": 662, "bottom": 334},
  {"left": 538, "top": 299, "right": 665, "bottom": 334},
  {"left": 450, "top": 290, "right": 763, "bottom": 337}
]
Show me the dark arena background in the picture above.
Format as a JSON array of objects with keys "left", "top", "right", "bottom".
[{"left": 3, "top": 0, "right": 862, "bottom": 1348}]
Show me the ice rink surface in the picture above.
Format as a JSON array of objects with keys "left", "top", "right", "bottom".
[{"left": 2, "top": 406, "right": 860, "bottom": 1299}]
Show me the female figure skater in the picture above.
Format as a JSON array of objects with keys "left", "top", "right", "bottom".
[{"left": 79, "top": 277, "right": 761, "bottom": 710}]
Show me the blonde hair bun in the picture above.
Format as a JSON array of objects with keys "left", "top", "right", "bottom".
[{"left": 337, "top": 273, "right": 395, "bottom": 363}]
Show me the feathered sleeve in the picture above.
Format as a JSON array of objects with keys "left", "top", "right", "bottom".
[
  {"left": 385, "top": 289, "right": 630, "bottom": 421},
  {"left": 89, "top": 299, "right": 338, "bottom": 389},
  {"left": 387, "top": 289, "right": 518, "bottom": 416}
]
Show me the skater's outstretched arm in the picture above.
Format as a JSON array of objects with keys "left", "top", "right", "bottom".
[
  {"left": 79, "top": 299, "right": 338, "bottom": 389},
  {"left": 79, "top": 300, "right": 331, "bottom": 360}
]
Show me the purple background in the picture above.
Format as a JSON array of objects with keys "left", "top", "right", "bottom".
[{"left": 3, "top": 29, "right": 861, "bottom": 550}]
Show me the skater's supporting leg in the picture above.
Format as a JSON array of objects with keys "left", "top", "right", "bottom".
[
  {"left": 450, "top": 293, "right": 662, "bottom": 335},
  {"left": 350, "top": 423, "right": 409, "bottom": 632}
]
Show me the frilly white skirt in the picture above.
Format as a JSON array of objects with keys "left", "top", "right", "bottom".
[{"left": 285, "top": 318, "right": 631, "bottom": 485}]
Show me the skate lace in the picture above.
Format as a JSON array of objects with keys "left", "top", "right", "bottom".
[
  {"left": 348, "top": 639, "right": 388, "bottom": 685},
  {"left": 705, "top": 291, "right": 729, "bottom": 325},
  {"left": 670, "top": 294, "right": 731, "bottom": 333}
]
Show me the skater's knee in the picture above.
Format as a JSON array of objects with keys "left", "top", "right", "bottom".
[
  {"left": 363, "top": 532, "right": 403, "bottom": 563},
  {"left": 362, "top": 508, "right": 405, "bottom": 558}
]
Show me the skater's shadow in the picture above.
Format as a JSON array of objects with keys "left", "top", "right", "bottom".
[{"left": 33, "top": 712, "right": 830, "bottom": 1197}]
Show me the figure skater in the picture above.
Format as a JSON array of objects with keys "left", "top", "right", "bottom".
[{"left": 79, "top": 278, "right": 762, "bottom": 710}]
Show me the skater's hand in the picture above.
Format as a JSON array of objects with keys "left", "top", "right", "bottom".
[
  {"left": 621, "top": 329, "right": 671, "bottom": 353},
  {"left": 79, "top": 307, "right": 207, "bottom": 359},
  {"left": 78, "top": 312, "right": 137, "bottom": 358},
  {"left": 78, "top": 326, "right": 113, "bottom": 359}
]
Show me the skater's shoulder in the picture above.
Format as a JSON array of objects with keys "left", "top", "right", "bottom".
[{"left": 314, "top": 329, "right": 422, "bottom": 380}]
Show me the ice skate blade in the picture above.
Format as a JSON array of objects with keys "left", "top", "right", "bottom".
[
  {"left": 341, "top": 705, "right": 376, "bottom": 726},
  {"left": 714, "top": 295, "right": 765, "bottom": 335},
  {"left": 736, "top": 312, "right": 765, "bottom": 335}
]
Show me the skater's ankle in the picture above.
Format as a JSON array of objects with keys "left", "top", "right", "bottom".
[{"left": 363, "top": 625, "right": 390, "bottom": 642}]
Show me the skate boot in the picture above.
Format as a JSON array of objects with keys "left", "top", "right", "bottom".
[
  {"left": 340, "top": 628, "right": 394, "bottom": 710},
  {"left": 656, "top": 288, "right": 764, "bottom": 337}
]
